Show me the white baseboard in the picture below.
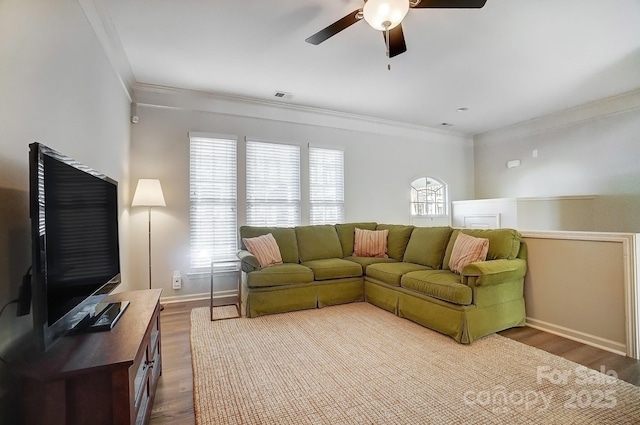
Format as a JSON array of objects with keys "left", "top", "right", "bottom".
[
  {"left": 161, "top": 290, "right": 239, "bottom": 305},
  {"left": 526, "top": 317, "right": 627, "bottom": 357}
]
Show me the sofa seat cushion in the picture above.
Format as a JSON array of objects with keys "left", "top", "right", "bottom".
[
  {"left": 246, "top": 264, "right": 314, "bottom": 288},
  {"left": 366, "top": 262, "right": 431, "bottom": 287},
  {"left": 301, "top": 258, "right": 363, "bottom": 281},
  {"left": 401, "top": 270, "right": 472, "bottom": 305},
  {"left": 344, "top": 256, "right": 398, "bottom": 272}
]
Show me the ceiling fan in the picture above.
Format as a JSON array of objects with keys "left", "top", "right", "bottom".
[{"left": 305, "top": 0, "right": 487, "bottom": 58}]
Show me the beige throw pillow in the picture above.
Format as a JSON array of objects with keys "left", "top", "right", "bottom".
[
  {"left": 242, "top": 233, "right": 283, "bottom": 268},
  {"left": 449, "top": 232, "right": 489, "bottom": 274},
  {"left": 353, "top": 228, "right": 389, "bottom": 258}
]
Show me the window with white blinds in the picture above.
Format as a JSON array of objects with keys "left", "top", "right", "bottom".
[
  {"left": 189, "top": 136, "right": 237, "bottom": 270},
  {"left": 309, "top": 146, "right": 345, "bottom": 224},
  {"left": 246, "top": 140, "right": 300, "bottom": 227}
]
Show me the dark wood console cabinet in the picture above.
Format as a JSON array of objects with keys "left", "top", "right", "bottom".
[{"left": 19, "top": 289, "right": 163, "bottom": 425}]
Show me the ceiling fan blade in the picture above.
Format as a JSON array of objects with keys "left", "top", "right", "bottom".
[
  {"left": 412, "top": 0, "right": 487, "bottom": 8},
  {"left": 305, "top": 9, "right": 362, "bottom": 45},
  {"left": 385, "top": 25, "right": 407, "bottom": 58}
]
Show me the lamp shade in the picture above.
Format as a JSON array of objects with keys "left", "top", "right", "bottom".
[
  {"left": 363, "top": 0, "right": 410, "bottom": 31},
  {"left": 132, "top": 179, "right": 166, "bottom": 207}
]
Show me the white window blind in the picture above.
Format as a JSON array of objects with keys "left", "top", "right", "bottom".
[
  {"left": 309, "top": 146, "right": 345, "bottom": 224},
  {"left": 189, "top": 136, "right": 237, "bottom": 270},
  {"left": 246, "top": 140, "right": 300, "bottom": 227}
]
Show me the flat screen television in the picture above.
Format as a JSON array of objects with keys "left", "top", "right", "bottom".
[{"left": 29, "top": 142, "right": 127, "bottom": 351}]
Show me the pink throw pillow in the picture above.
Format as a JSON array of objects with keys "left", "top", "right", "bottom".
[
  {"left": 449, "top": 232, "right": 489, "bottom": 274},
  {"left": 243, "top": 233, "right": 283, "bottom": 268},
  {"left": 353, "top": 228, "right": 389, "bottom": 258}
]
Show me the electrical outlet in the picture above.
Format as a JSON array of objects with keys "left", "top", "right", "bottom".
[
  {"left": 506, "top": 159, "right": 521, "bottom": 169},
  {"left": 172, "top": 271, "right": 181, "bottom": 289}
]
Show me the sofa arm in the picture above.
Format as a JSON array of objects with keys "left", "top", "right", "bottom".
[
  {"left": 237, "top": 250, "right": 260, "bottom": 273},
  {"left": 462, "top": 259, "right": 527, "bottom": 287}
]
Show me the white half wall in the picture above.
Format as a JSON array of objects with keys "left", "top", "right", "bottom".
[
  {"left": 129, "top": 86, "right": 474, "bottom": 299},
  {"left": 452, "top": 196, "right": 599, "bottom": 232}
]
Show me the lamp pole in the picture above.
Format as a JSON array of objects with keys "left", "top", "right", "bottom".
[{"left": 147, "top": 206, "right": 152, "bottom": 290}]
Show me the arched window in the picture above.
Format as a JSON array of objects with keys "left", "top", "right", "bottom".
[{"left": 411, "top": 177, "right": 447, "bottom": 216}]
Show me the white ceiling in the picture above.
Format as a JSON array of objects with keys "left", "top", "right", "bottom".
[{"left": 104, "top": 0, "right": 640, "bottom": 135}]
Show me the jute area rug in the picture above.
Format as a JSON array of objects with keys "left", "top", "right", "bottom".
[{"left": 190, "top": 303, "right": 640, "bottom": 424}]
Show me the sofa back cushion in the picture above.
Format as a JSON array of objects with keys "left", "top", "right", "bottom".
[
  {"left": 239, "top": 226, "right": 299, "bottom": 264},
  {"left": 375, "top": 224, "right": 414, "bottom": 261},
  {"left": 295, "top": 225, "right": 343, "bottom": 262},
  {"left": 443, "top": 228, "right": 522, "bottom": 270},
  {"left": 403, "top": 226, "right": 453, "bottom": 269},
  {"left": 335, "top": 222, "right": 378, "bottom": 257}
]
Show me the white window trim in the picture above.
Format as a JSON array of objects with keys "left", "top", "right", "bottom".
[{"left": 410, "top": 176, "right": 449, "bottom": 218}]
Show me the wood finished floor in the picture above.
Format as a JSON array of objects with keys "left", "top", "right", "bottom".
[{"left": 150, "top": 301, "right": 640, "bottom": 424}]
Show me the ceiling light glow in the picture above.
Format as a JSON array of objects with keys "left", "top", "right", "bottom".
[{"left": 363, "top": 0, "right": 410, "bottom": 31}]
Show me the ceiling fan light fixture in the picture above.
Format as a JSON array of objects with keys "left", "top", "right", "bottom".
[{"left": 363, "top": 0, "right": 410, "bottom": 31}]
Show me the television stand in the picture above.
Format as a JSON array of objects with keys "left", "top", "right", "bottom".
[{"left": 18, "top": 289, "right": 162, "bottom": 425}]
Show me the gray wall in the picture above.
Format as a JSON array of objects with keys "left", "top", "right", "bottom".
[
  {"left": 473, "top": 93, "right": 640, "bottom": 232},
  {"left": 0, "top": 1, "right": 132, "bottom": 421},
  {"left": 129, "top": 90, "right": 474, "bottom": 300}
]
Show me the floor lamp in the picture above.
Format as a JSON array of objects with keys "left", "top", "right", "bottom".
[{"left": 132, "top": 179, "right": 166, "bottom": 306}]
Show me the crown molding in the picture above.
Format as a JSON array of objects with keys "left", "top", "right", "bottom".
[
  {"left": 78, "top": 0, "right": 135, "bottom": 101},
  {"left": 474, "top": 88, "right": 640, "bottom": 145},
  {"left": 132, "top": 83, "right": 472, "bottom": 144}
]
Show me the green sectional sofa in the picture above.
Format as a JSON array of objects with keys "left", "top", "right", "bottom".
[{"left": 237, "top": 223, "right": 527, "bottom": 344}]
